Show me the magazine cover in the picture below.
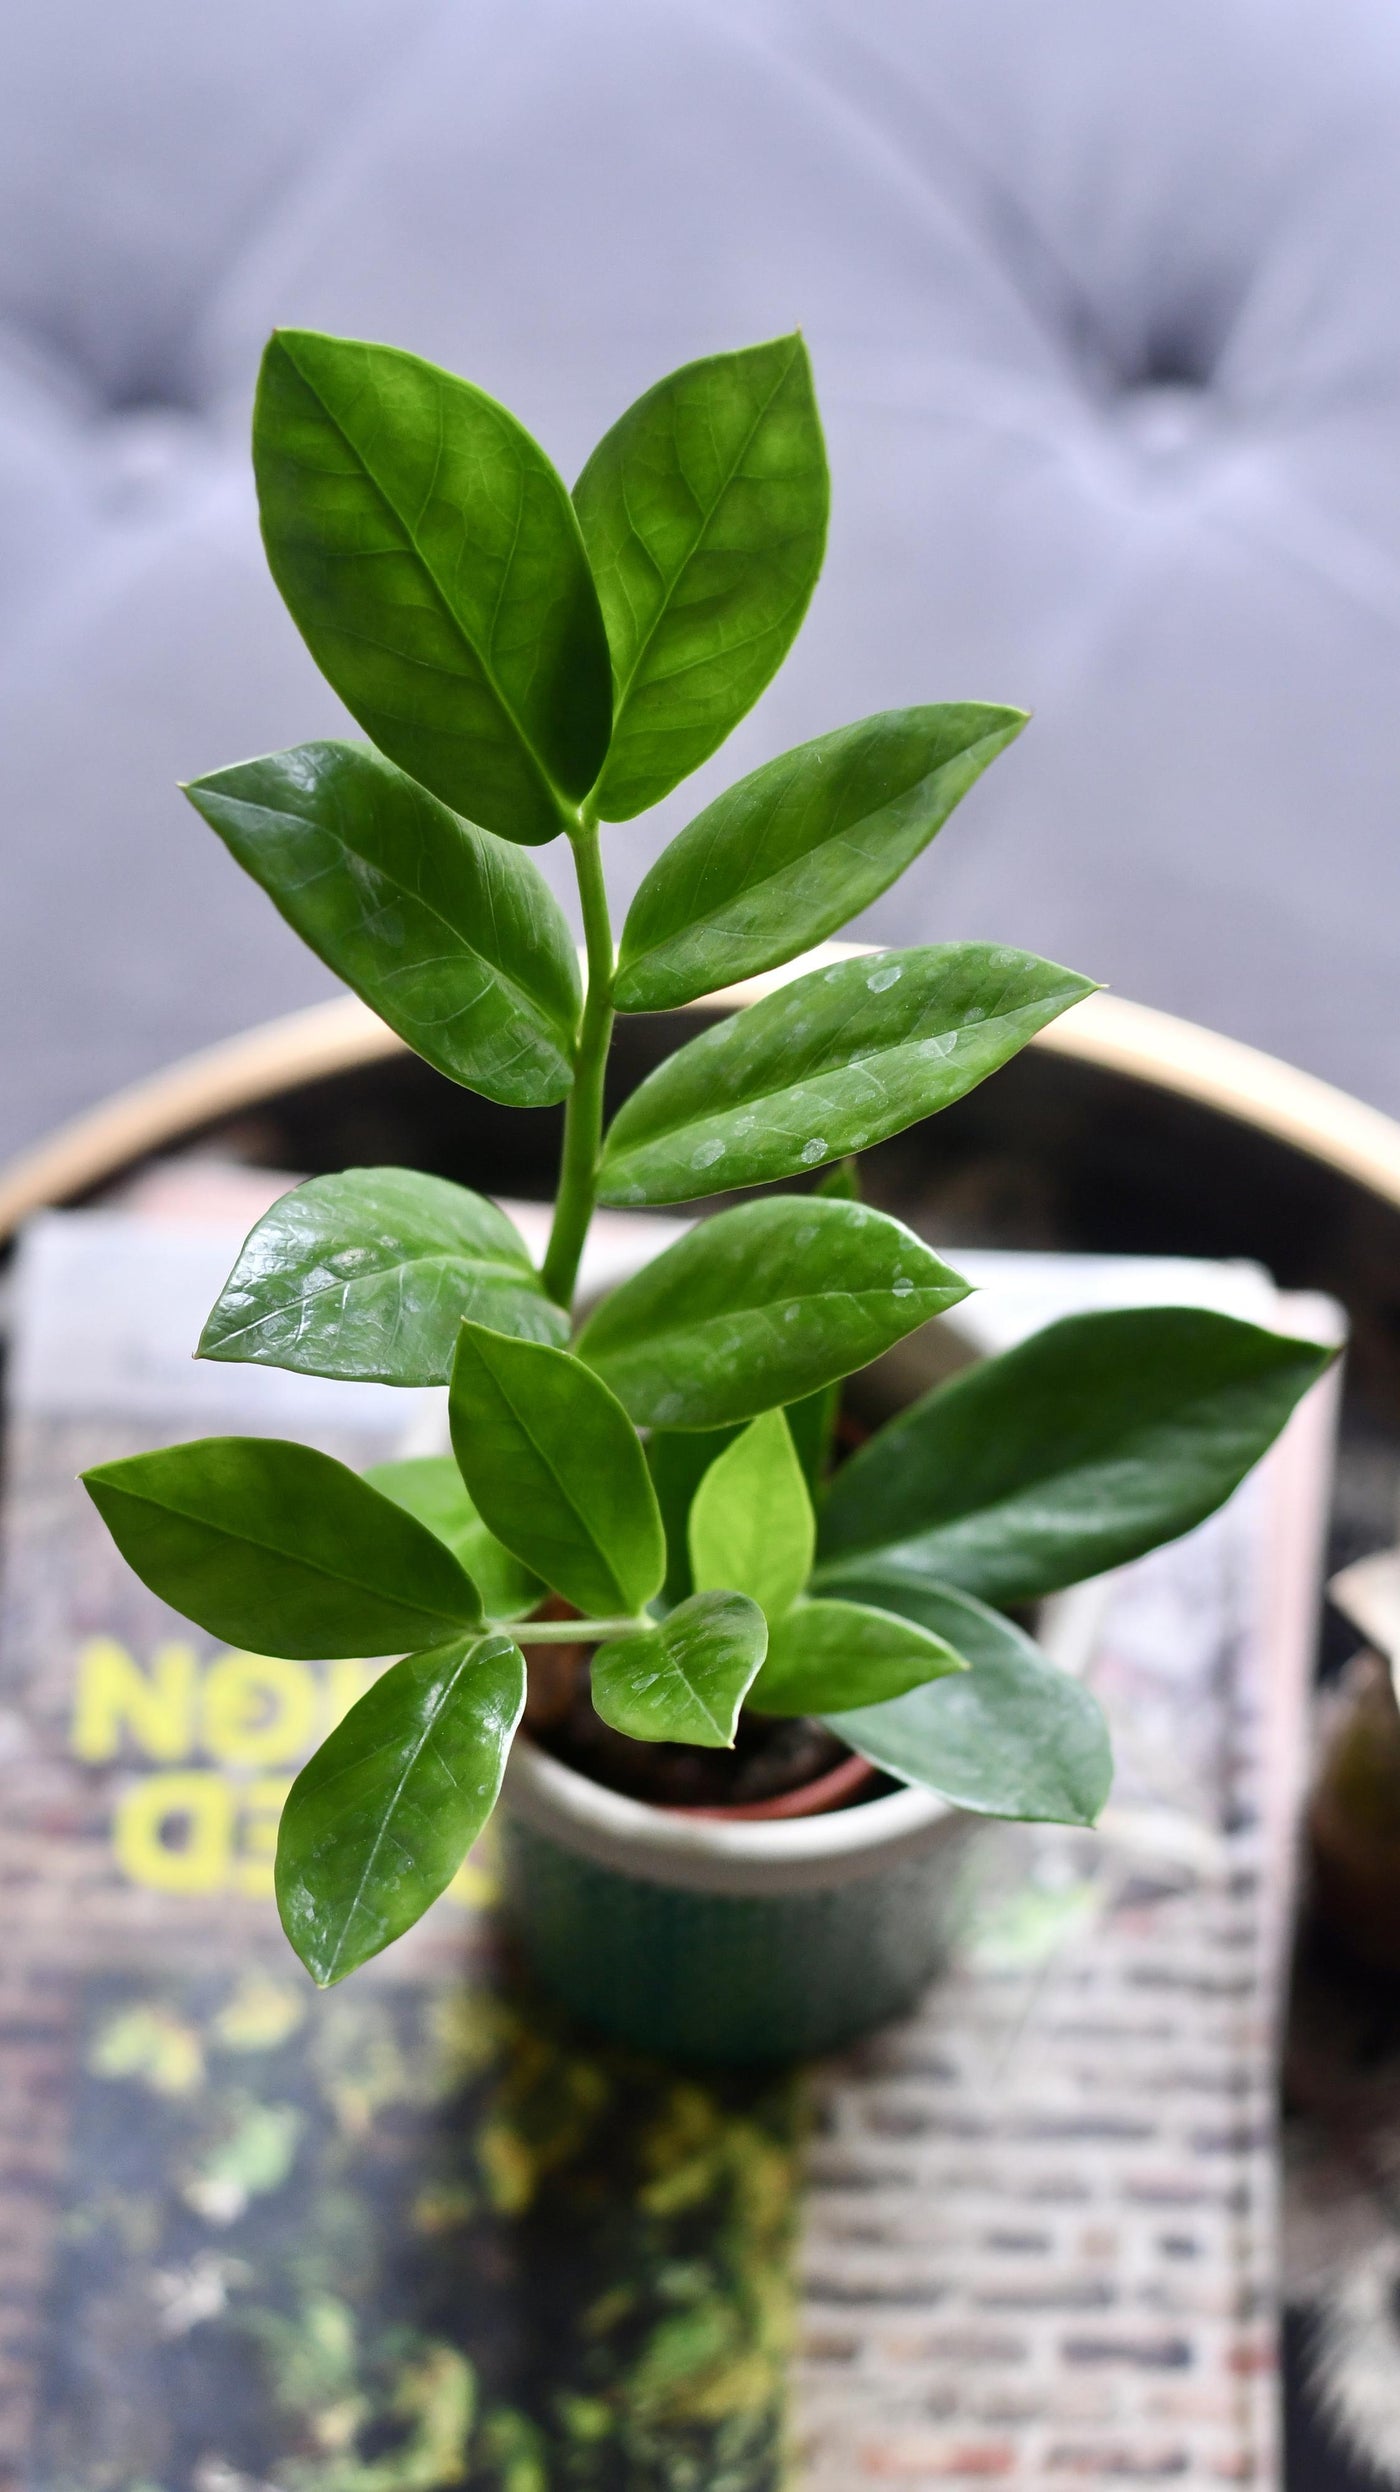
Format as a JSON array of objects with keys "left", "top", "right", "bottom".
[{"left": 0, "top": 1195, "right": 1340, "bottom": 2490}]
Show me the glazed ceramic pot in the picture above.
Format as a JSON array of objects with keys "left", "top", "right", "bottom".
[{"left": 497, "top": 1730, "right": 977, "bottom": 2064}]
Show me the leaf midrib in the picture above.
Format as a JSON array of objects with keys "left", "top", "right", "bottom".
[
  {"left": 603, "top": 342, "right": 801, "bottom": 727},
  {"left": 283, "top": 343, "right": 574, "bottom": 826},
  {"left": 620, "top": 725, "right": 1007, "bottom": 985},
  {"left": 237, "top": 789, "right": 570, "bottom": 1051},
  {"left": 103, "top": 1477, "right": 476, "bottom": 1626},
  {"left": 604, "top": 989, "right": 1072, "bottom": 1168},
  {"left": 321, "top": 1636, "right": 500, "bottom": 1980}
]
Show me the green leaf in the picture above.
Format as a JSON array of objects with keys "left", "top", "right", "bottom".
[
  {"left": 82, "top": 1439, "right": 482, "bottom": 1658},
  {"left": 614, "top": 704, "right": 1026, "bottom": 1011},
  {"left": 198, "top": 1169, "right": 567, "bottom": 1386},
  {"left": 748, "top": 1597, "right": 964, "bottom": 1716},
  {"left": 591, "top": 1593, "right": 767, "bottom": 1747},
  {"left": 646, "top": 1426, "right": 740, "bottom": 1609},
  {"left": 364, "top": 1457, "right": 542, "bottom": 1619},
  {"left": 185, "top": 742, "right": 581, "bottom": 1104},
  {"left": 578, "top": 1198, "right": 969, "bottom": 1431},
  {"left": 450, "top": 1324, "right": 665, "bottom": 1617},
  {"left": 575, "top": 335, "right": 828, "bottom": 822},
  {"left": 254, "top": 330, "right": 611, "bottom": 841},
  {"left": 819, "top": 1568, "right": 1111, "bottom": 1825},
  {"left": 688, "top": 1411, "right": 814, "bottom": 1621},
  {"left": 600, "top": 945, "right": 1094, "bottom": 1204},
  {"left": 819, "top": 1307, "right": 1335, "bottom": 1606},
  {"left": 277, "top": 1632, "right": 525, "bottom": 1984}
]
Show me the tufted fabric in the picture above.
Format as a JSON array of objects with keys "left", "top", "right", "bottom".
[{"left": 1, "top": 0, "right": 1398, "bottom": 1155}]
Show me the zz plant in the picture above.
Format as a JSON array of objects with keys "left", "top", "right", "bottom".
[{"left": 82, "top": 330, "right": 1331, "bottom": 1988}]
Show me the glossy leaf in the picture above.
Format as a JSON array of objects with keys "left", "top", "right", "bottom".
[
  {"left": 688, "top": 1411, "right": 814, "bottom": 1621},
  {"left": 748, "top": 1597, "right": 964, "bottom": 1716},
  {"left": 277, "top": 1632, "right": 525, "bottom": 1984},
  {"left": 820, "top": 1307, "right": 1334, "bottom": 1605},
  {"left": 253, "top": 330, "right": 611, "bottom": 840},
  {"left": 450, "top": 1324, "right": 665, "bottom": 1617},
  {"left": 615, "top": 704, "right": 1026, "bottom": 1012},
  {"left": 575, "top": 335, "right": 828, "bottom": 820},
  {"left": 82, "top": 1438, "right": 481, "bottom": 1658},
  {"left": 600, "top": 945, "right": 1094, "bottom": 1204},
  {"left": 591, "top": 1592, "right": 767, "bottom": 1747},
  {"left": 820, "top": 1568, "right": 1111, "bottom": 1826},
  {"left": 646, "top": 1425, "right": 740, "bottom": 1609},
  {"left": 199, "top": 1169, "right": 566, "bottom": 1386},
  {"left": 364, "top": 1456, "right": 542, "bottom": 1619},
  {"left": 578, "top": 1198, "right": 969, "bottom": 1430},
  {"left": 186, "top": 742, "right": 581, "bottom": 1103}
]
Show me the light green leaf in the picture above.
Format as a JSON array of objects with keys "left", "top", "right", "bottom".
[
  {"left": 600, "top": 945, "right": 1094, "bottom": 1204},
  {"left": 198, "top": 1169, "right": 567, "bottom": 1386},
  {"left": 82, "top": 1438, "right": 481, "bottom": 1658},
  {"left": 820, "top": 1568, "right": 1111, "bottom": 1825},
  {"left": 450, "top": 1324, "right": 665, "bottom": 1617},
  {"left": 819, "top": 1307, "right": 1334, "bottom": 1605},
  {"left": 688, "top": 1411, "right": 814, "bottom": 1622},
  {"left": 185, "top": 742, "right": 581, "bottom": 1103},
  {"left": 575, "top": 334, "right": 828, "bottom": 820},
  {"left": 646, "top": 1426, "right": 740, "bottom": 1609},
  {"left": 614, "top": 705, "right": 1026, "bottom": 1011},
  {"left": 748, "top": 1597, "right": 964, "bottom": 1715},
  {"left": 254, "top": 330, "right": 611, "bottom": 841},
  {"left": 591, "top": 1592, "right": 768, "bottom": 1747},
  {"left": 578, "top": 1197, "right": 969, "bottom": 1430},
  {"left": 277, "top": 1632, "right": 525, "bottom": 1983},
  {"left": 364, "top": 1456, "right": 542, "bottom": 1619}
]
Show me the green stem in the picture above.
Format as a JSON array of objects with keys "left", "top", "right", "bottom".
[
  {"left": 490, "top": 1614, "right": 647, "bottom": 1643},
  {"left": 542, "top": 811, "right": 614, "bottom": 1310}
]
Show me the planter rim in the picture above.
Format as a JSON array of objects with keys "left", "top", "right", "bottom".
[
  {"left": 501, "top": 1730, "right": 957, "bottom": 1898},
  {"left": 4, "top": 948, "right": 1400, "bottom": 1243}
]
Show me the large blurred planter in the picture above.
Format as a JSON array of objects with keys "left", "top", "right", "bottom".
[{"left": 4, "top": 968, "right": 1400, "bottom": 2055}]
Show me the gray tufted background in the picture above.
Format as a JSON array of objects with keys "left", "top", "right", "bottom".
[{"left": 2, "top": 0, "right": 1397, "bottom": 1160}]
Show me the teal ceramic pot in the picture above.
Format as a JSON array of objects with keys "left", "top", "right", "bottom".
[{"left": 498, "top": 1737, "right": 979, "bottom": 2065}]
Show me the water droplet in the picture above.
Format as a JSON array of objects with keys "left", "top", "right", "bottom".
[
  {"left": 963, "top": 1005, "right": 987, "bottom": 1024},
  {"left": 691, "top": 1139, "right": 725, "bottom": 1169},
  {"left": 795, "top": 1224, "right": 817, "bottom": 1247},
  {"left": 867, "top": 961, "right": 902, "bottom": 993},
  {"left": 920, "top": 1031, "right": 956, "bottom": 1059},
  {"left": 784, "top": 1304, "right": 800, "bottom": 1322},
  {"left": 800, "top": 1138, "right": 828, "bottom": 1164},
  {"left": 892, "top": 1276, "right": 915, "bottom": 1297}
]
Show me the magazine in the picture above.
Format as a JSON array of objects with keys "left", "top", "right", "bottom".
[{"left": 0, "top": 1190, "right": 1340, "bottom": 2490}]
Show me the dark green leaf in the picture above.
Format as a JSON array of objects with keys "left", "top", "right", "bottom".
[
  {"left": 198, "top": 1169, "right": 567, "bottom": 1386},
  {"left": 186, "top": 742, "right": 581, "bottom": 1103},
  {"left": 578, "top": 1198, "right": 969, "bottom": 1430},
  {"left": 277, "top": 1632, "right": 525, "bottom": 1983},
  {"left": 254, "top": 330, "right": 611, "bottom": 840},
  {"left": 82, "top": 1438, "right": 481, "bottom": 1658},
  {"left": 748, "top": 1597, "right": 964, "bottom": 1715},
  {"left": 820, "top": 1568, "right": 1111, "bottom": 1825},
  {"left": 600, "top": 945, "right": 1094, "bottom": 1204},
  {"left": 364, "top": 1457, "right": 542, "bottom": 1619},
  {"left": 688, "top": 1410, "right": 814, "bottom": 1621},
  {"left": 591, "top": 1592, "right": 767, "bottom": 1747},
  {"left": 819, "top": 1307, "right": 1335, "bottom": 1605},
  {"left": 450, "top": 1324, "right": 665, "bottom": 1617},
  {"left": 646, "top": 1426, "right": 740, "bottom": 1608},
  {"left": 575, "top": 335, "right": 828, "bottom": 820},
  {"left": 614, "top": 705, "right": 1026, "bottom": 1011}
]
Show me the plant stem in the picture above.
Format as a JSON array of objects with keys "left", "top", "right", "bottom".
[
  {"left": 489, "top": 1614, "right": 647, "bottom": 1642},
  {"left": 542, "top": 810, "right": 614, "bottom": 1310}
]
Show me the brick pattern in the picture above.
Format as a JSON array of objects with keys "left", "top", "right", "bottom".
[{"left": 794, "top": 1493, "right": 1291, "bottom": 2488}]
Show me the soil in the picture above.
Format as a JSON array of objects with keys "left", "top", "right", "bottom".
[{"left": 520, "top": 1636, "right": 882, "bottom": 1812}]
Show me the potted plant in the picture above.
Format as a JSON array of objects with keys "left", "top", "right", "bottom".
[{"left": 81, "top": 330, "right": 1331, "bottom": 2063}]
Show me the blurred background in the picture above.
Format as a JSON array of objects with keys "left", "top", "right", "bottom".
[{"left": 2, "top": 0, "right": 1399, "bottom": 1162}]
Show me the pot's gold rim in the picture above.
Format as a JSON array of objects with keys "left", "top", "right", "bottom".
[{"left": 0, "top": 945, "right": 1397, "bottom": 1244}]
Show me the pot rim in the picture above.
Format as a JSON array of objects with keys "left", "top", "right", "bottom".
[{"left": 501, "top": 1729, "right": 959, "bottom": 1897}]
